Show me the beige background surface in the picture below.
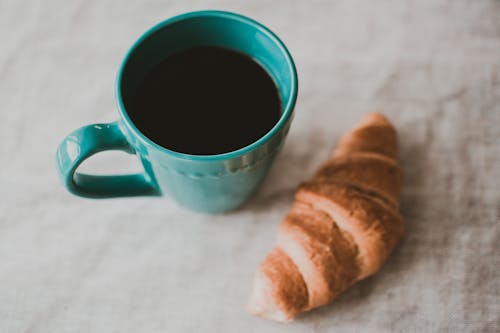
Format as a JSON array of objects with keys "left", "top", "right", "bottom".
[{"left": 1, "top": 0, "right": 499, "bottom": 332}]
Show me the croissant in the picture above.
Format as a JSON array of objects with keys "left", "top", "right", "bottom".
[{"left": 248, "top": 113, "right": 404, "bottom": 322}]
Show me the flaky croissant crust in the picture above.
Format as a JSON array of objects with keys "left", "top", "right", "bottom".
[{"left": 248, "top": 113, "right": 404, "bottom": 322}]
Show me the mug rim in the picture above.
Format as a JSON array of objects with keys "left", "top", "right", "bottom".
[{"left": 115, "top": 10, "right": 298, "bottom": 161}]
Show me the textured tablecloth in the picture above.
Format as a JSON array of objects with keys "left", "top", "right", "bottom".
[{"left": 1, "top": 0, "right": 499, "bottom": 332}]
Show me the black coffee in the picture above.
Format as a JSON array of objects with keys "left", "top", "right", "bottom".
[{"left": 128, "top": 46, "right": 281, "bottom": 155}]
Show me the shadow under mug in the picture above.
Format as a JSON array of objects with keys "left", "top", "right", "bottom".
[{"left": 56, "top": 10, "right": 298, "bottom": 213}]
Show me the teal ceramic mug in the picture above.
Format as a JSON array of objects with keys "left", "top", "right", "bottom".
[{"left": 56, "top": 10, "right": 298, "bottom": 213}]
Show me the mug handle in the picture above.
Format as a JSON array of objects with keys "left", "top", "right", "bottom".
[{"left": 56, "top": 121, "right": 160, "bottom": 198}]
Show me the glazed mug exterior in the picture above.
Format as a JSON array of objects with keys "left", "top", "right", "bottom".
[{"left": 56, "top": 10, "right": 298, "bottom": 213}]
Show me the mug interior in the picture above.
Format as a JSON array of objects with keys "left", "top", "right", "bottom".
[{"left": 118, "top": 11, "right": 297, "bottom": 158}]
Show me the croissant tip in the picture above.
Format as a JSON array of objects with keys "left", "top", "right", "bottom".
[
  {"left": 359, "top": 112, "right": 393, "bottom": 128},
  {"left": 248, "top": 272, "right": 292, "bottom": 323}
]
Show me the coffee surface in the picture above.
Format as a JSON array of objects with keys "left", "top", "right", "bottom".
[{"left": 128, "top": 46, "right": 281, "bottom": 155}]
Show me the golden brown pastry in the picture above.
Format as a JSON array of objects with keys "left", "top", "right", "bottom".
[{"left": 248, "top": 113, "right": 404, "bottom": 322}]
